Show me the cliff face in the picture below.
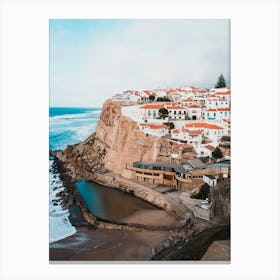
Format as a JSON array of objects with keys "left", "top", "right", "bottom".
[{"left": 57, "top": 100, "right": 171, "bottom": 179}]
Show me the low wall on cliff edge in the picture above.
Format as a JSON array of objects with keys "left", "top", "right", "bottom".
[{"left": 91, "top": 172, "right": 187, "bottom": 222}]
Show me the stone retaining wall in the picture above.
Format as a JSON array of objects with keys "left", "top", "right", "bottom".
[
  {"left": 72, "top": 179, "right": 186, "bottom": 232},
  {"left": 93, "top": 172, "right": 187, "bottom": 221}
]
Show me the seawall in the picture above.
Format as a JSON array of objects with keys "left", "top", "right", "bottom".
[{"left": 71, "top": 173, "right": 187, "bottom": 232}]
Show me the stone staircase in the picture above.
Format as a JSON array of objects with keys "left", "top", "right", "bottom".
[{"left": 213, "top": 197, "right": 224, "bottom": 217}]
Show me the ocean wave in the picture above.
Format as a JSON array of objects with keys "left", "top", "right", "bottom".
[
  {"left": 50, "top": 120, "right": 97, "bottom": 151},
  {"left": 50, "top": 109, "right": 101, "bottom": 120},
  {"left": 49, "top": 159, "right": 76, "bottom": 243},
  {"left": 50, "top": 113, "right": 94, "bottom": 120}
]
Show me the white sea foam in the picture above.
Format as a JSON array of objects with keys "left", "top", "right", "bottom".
[
  {"left": 49, "top": 159, "right": 76, "bottom": 243},
  {"left": 49, "top": 231, "right": 90, "bottom": 249},
  {"left": 74, "top": 124, "right": 97, "bottom": 142},
  {"left": 50, "top": 110, "right": 101, "bottom": 121},
  {"left": 90, "top": 109, "right": 102, "bottom": 115},
  {"left": 49, "top": 108, "right": 101, "bottom": 241}
]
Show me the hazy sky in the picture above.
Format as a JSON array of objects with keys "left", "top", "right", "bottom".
[{"left": 50, "top": 19, "right": 230, "bottom": 107}]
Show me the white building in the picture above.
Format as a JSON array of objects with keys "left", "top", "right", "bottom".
[
  {"left": 139, "top": 123, "right": 169, "bottom": 137},
  {"left": 171, "top": 128, "right": 202, "bottom": 148},
  {"left": 197, "top": 144, "right": 217, "bottom": 158},
  {"left": 112, "top": 90, "right": 142, "bottom": 102},
  {"left": 181, "top": 98, "right": 194, "bottom": 107},
  {"left": 209, "top": 88, "right": 231, "bottom": 101},
  {"left": 222, "top": 119, "right": 231, "bottom": 134},
  {"left": 203, "top": 108, "right": 231, "bottom": 121},
  {"left": 166, "top": 104, "right": 187, "bottom": 120},
  {"left": 187, "top": 104, "right": 202, "bottom": 120},
  {"left": 111, "top": 93, "right": 127, "bottom": 101},
  {"left": 209, "top": 87, "right": 230, "bottom": 94},
  {"left": 203, "top": 175, "right": 218, "bottom": 187},
  {"left": 140, "top": 90, "right": 156, "bottom": 103},
  {"left": 153, "top": 89, "right": 167, "bottom": 98},
  {"left": 139, "top": 104, "right": 165, "bottom": 119},
  {"left": 192, "top": 90, "right": 210, "bottom": 101},
  {"left": 205, "top": 98, "right": 230, "bottom": 109},
  {"left": 185, "top": 122, "right": 225, "bottom": 142}
]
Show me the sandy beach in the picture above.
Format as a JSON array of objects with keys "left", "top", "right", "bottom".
[
  {"left": 49, "top": 205, "right": 178, "bottom": 261},
  {"left": 49, "top": 227, "right": 168, "bottom": 261}
]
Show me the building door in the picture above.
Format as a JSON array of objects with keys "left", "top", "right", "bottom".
[{"left": 192, "top": 116, "right": 196, "bottom": 120}]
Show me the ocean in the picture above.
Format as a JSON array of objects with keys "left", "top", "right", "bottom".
[
  {"left": 49, "top": 107, "right": 101, "bottom": 243},
  {"left": 49, "top": 107, "right": 102, "bottom": 151}
]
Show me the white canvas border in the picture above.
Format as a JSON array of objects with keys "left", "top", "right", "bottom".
[{"left": 0, "top": 0, "right": 279, "bottom": 279}]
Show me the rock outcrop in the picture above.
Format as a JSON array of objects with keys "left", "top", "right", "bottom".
[{"left": 57, "top": 99, "right": 172, "bottom": 179}]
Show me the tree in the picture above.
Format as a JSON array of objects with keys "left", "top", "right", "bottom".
[
  {"left": 212, "top": 147, "right": 223, "bottom": 159},
  {"left": 156, "top": 97, "right": 172, "bottom": 102},
  {"left": 169, "top": 122, "right": 175, "bottom": 129},
  {"left": 159, "top": 107, "right": 169, "bottom": 119},
  {"left": 215, "top": 74, "right": 227, "bottom": 88},
  {"left": 149, "top": 95, "right": 155, "bottom": 101},
  {"left": 164, "top": 122, "right": 175, "bottom": 130}
]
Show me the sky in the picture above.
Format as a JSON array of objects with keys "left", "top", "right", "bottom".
[{"left": 50, "top": 19, "right": 230, "bottom": 107}]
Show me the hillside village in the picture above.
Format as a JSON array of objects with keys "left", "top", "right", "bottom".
[
  {"left": 108, "top": 83, "right": 231, "bottom": 222},
  {"left": 112, "top": 85, "right": 231, "bottom": 162}
]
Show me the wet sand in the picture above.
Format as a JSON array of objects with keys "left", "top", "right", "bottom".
[
  {"left": 120, "top": 209, "right": 178, "bottom": 227},
  {"left": 49, "top": 227, "right": 168, "bottom": 261},
  {"left": 50, "top": 207, "right": 176, "bottom": 261}
]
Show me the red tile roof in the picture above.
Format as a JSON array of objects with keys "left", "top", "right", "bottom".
[
  {"left": 188, "top": 104, "right": 201, "bottom": 108},
  {"left": 204, "top": 145, "right": 215, "bottom": 151},
  {"left": 223, "top": 119, "right": 231, "bottom": 123},
  {"left": 181, "top": 153, "right": 195, "bottom": 159},
  {"left": 142, "top": 90, "right": 156, "bottom": 96},
  {"left": 182, "top": 129, "right": 202, "bottom": 135},
  {"left": 206, "top": 108, "right": 230, "bottom": 112},
  {"left": 139, "top": 123, "right": 167, "bottom": 130},
  {"left": 185, "top": 122, "right": 224, "bottom": 130},
  {"left": 139, "top": 104, "right": 164, "bottom": 109},
  {"left": 175, "top": 144, "right": 193, "bottom": 149},
  {"left": 213, "top": 91, "right": 231, "bottom": 95},
  {"left": 166, "top": 105, "right": 186, "bottom": 110},
  {"left": 171, "top": 129, "right": 180, "bottom": 134}
]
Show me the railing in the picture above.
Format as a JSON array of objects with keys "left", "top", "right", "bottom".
[
  {"left": 126, "top": 164, "right": 175, "bottom": 176},
  {"left": 126, "top": 164, "right": 164, "bottom": 175},
  {"left": 134, "top": 173, "right": 160, "bottom": 179},
  {"left": 175, "top": 174, "right": 192, "bottom": 183}
]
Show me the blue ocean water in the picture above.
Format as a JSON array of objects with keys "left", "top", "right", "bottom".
[
  {"left": 49, "top": 107, "right": 101, "bottom": 150},
  {"left": 49, "top": 107, "right": 101, "bottom": 243}
]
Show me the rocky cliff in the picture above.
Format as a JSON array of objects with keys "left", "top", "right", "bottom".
[{"left": 57, "top": 100, "right": 172, "bottom": 180}]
